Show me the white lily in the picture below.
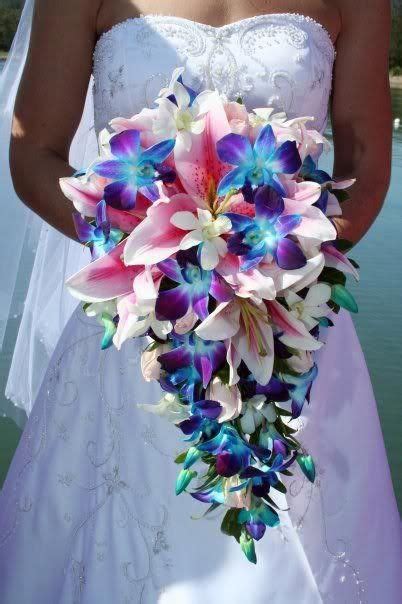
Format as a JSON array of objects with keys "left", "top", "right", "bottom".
[
  {"left": 171, "top": 209, "right": 232, "bottom": 270},
  {"left": 207, "top": 377, "right": 243, "bottom": 423},
  {"left": 285, "top": 283, "right": 332, "bottom": 330},
  {"left": 138, "top": 392, "right": 190, "bottom": 424},
  {"left": 240, "top": 395, "right": 277, "bottom": 434}
]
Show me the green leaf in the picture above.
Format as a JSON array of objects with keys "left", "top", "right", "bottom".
[
  {"left": 327, "top": 300, "right": 341, "bottom": 314},
  {"left": 349, "top": 258, "right": 360, "bottom": 269},
  {"left": 273, "top": 480, "right": 287, "bottom": 494},
  {"left": 296, "top": 454, "right": 316, "bottom": 483},
  {"left": 333, "top": 238, "right": 354, "bottom": 252},
  {"left": 331, "top": 284, "right": 358, "bottom": 313},
  {"left": 240, "top": 529, "right": 257, "bottom": 564},
  {"left": 221, "top": 509, "right": 242, "bottom": 542},
  {"left": 331, "top": 189, "right": 350, "bottom": 204},
  {"left": 319, "top": 267, "right": 347, "bottom": 286},
  {"left": 175, "top": 469, "right": 197, "bottom": 495},
  {"left": 174, "top": 451, "right": 188, "bottom": 464}
]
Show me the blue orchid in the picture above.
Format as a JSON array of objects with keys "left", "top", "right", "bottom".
[
  {"left": 281, "top": 364, "right": 318, "bottom": 418},
  {"left": 93, "top": 129, "right": 176, "bottom": 210},
  {"left": 240, "top": 453, "right": 297, "bottom": 500},
  {"left": 225, "top": 185, "right": 307, "bottom": 271},
  {"left": 158, "top": 331, "right": 227, "bottom": 400},
  {"left": 216, "top": 123, "right": 301, "bottom": 197},
  {"left": 156, "top": 249, "right": 233, "bottom": 322},
  {"left": 178, "top": 399, "right": 222, "bottom": 441},
  {"left": 300, "top": 154, "right": 332, "bottom": 213},
  {"left": 238, "top": 500, "right": 280, "bottom": 541},
  {"left": 196, "top": 425, "right": 254, "bottom": 478},
  {"left": 73, "top": 200, "right": 123, "bottom": 261}
]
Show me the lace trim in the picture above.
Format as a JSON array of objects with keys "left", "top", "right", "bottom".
[{"left": 93, "top": 13, "right": 336, "bottom": 61}]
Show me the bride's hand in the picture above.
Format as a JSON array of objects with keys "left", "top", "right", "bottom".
[
  {"left": 330, "top": 0, "right": 392, "bottom": 246},
  {"left": 9, "top": 0, "right": 102, "bottom": 240}
]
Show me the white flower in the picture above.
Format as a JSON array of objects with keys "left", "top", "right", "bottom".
[
  {"left": 154, "top": 69, "right": 216, "bottom": 151},
  {"left": 285, "top": 283, "right": 332, "bottom": 330},
  {"left": 171, "top": 209, "right": 232, "bottom": 270},
  {"left": 223, "top": 475, "right": 251, "bottom": 509},
  {"left": 141, "top": 343, "right": 171, "bottom": 382},
  {"left": 240, "top": 395, "right": 277, "bottom": 435},
  {"left": 85, "top": 300, "right": 117, "bottom": 321},
  {"left": 207, "top": 377, "right": 243, "bottom": 423},
  {"left": 137, "top": 392, "right": 190, "bottom": 424},
  {"left": 113, "top": 269, "right": 172, "bottom": 350},
  {"left": 249, "top": 107, "right": 289, "bottom": 128}
]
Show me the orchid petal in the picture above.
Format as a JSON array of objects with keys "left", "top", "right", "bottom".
[
  {"left": 110, "top": 129, "right": 141, "bottom": 159},
  {"left": 275, "top": 238, "right": 306, "bottom": 270},
  {"left": 216, "top": 133, "right": 254, "bottom": 166}
]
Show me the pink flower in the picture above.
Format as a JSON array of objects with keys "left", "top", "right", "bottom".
[
  {"left": 66, "top": 240, "right": 143, "bottom": 303},
  {"left": 123, "top": 194, "right": 198, "bottom": 266}
]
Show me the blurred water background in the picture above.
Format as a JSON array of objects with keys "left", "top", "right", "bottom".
[{"left": 0, "top": 58, "right": 401, "bottom": 512}]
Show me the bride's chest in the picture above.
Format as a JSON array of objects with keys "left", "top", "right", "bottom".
[{"left": 92, "top": 14, "right": 335, "bottom": 134}]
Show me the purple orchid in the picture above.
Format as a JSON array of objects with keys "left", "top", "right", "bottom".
[
  {"left": 196, "top": 425, "right": 253, "bottom": 477},
  {"left": 225, "top": 185, "right": 307, "bottom": 271},
  {"left": 158, "top": 331, "right": 227, "bottom": 400},
  {"left": 73, "top": 200, "right": 123, "bottom": 261},
  {"left": 156, "top": 249, "right": 233, "bottom": 322},
  {"left": 282, "top": 364, "right": 318, "bottom": 418},
  {"left": 216, "top": 124, "right": 301, "bottom": 197},
  {"left": 238, "top": 500, "right": 280, "bottom": 541},
  {"left": 178, "top": 399, "right": 222, "bottom": 440},
  {"left": 93, "top": 129, "right": 175, "bottom": 210},
  {"left": 240, "top": 453, "right": 297, "bottom": 500}
]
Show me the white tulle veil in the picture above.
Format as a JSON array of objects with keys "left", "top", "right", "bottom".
[{"left": 0, "top": 0, "right": 97, "bottom": 426}]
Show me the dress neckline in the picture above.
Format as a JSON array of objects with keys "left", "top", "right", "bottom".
[{"left": 94, "top": 12, "right": 336, "bottom": 57}]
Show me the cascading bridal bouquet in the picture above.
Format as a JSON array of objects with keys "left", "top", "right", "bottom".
[{"left": 61, "top": 68, "right": 359, "bottom": 564}]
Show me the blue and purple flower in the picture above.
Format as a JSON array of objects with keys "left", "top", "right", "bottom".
[
  {"left": 158, "top": 331, "right": 227, "bottom": 400},
  {"left": 93, "top": 129, "right": 176, "bottom": 210},
  {"left": 73, "top": 200, "right": 123, "bottom": 260},
  {"left": 216, "top": 124, "right": 301, "bottom": 197},
  {"left": 238, "top": 501, "right": 280, "bottom": 541},
  {"left": 156, "top": 249, "right": 233, "bottom": 322},
  {"left": 225, "top": 185, "right": 307, "bottom": 271}
]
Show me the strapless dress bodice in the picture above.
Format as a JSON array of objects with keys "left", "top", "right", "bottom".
[{"left": 92, "top": 13, "right": 335, "bottom": 135}]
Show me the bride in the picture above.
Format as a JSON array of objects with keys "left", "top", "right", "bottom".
[{"left": 0, "top": 0, "right": 401, "bottom": 602}]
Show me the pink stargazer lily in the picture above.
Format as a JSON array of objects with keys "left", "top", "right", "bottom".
[
  {"left": 265, "top": 300, "right": 323, "bottom": 351},
  {"left": 66, "top": 240, "right": 143, "bottom": 303},
  {"left": 123, "top": 194, "right": 199, "bottom": 266},
  {"left": 322, "top": 242, "right": 359, "bottom": 280}
]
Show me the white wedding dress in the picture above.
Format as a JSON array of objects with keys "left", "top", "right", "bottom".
[{"left": 0, "top": 14, "right": 401, "bottom": 604}]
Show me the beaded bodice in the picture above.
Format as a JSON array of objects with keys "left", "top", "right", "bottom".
[{"left": 92, "top": 13, "right": 335, "bottom": 135}]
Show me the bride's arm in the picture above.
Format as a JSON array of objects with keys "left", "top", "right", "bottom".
[
  {"left": 330, "top": 0, "right": 392, "bottom": 245},
  {"left": 10, "top": 0, "right": 102, "bottom": 240}
]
